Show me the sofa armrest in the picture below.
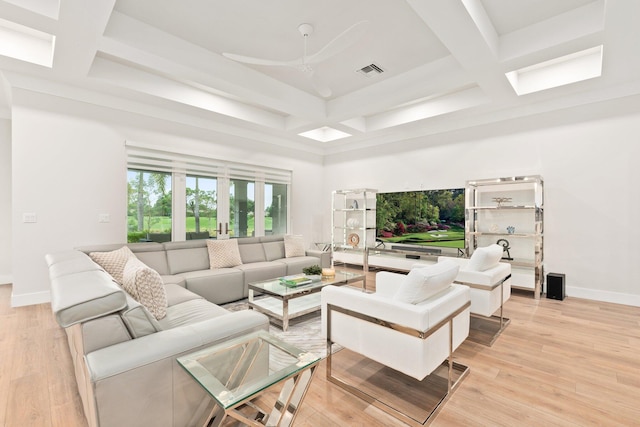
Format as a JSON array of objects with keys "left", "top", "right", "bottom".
[
  {"left": 51, "top": 270, "right": 127, "bottom": 328},
  {"left": 305, "top": 249, "right": 330, "bottom": 268},
  {"left": 85, "top": 310, "right": 269, "bottom": 381}
]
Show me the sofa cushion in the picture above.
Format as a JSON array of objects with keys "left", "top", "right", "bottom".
[
  {"left": 263, "top": 241, "right": 285, "bottom": 261},
  {"left": 207, "top": 239, "right": 243, "bottom": 268},
  {"left": 164, "top": 240, "right": 210, "bottom": 274},
  {"left": 275, "top": 256, "right": 320, "bottom": 275},
  {"left": 164, "top": 283, "right": 203, "bottom": 306},
  {"left": 465, "top": 244, "right": 504, "bottom": 272},
  {"left": 81, "top": 314, "right": 132, "bottom": 354},
  {"left": 160, "top": 275, "right": 187, "bottom": 288},
  {"left": 157, "top": 298, "right": 230, "bottom": 329},
  {"left": 235, "top": 262, "right": 287, "bottom": 284},
  {"left": 119, "top": 293, "right": 162, "bottom": 338},
  {"left": 393, "top": 260, "right": 460, "bottom": 304},
  {"left": 89, "top": 246, "right": 135, "bottom": 284},
  {"left": 179, "top": 268, "right": 245, "bottom": 305},
  {"left": 238, "top": 243, "right": 267, "bottom": 264},
  {"left": 122, "top": 257, "right": 168, "bottom": 320},
  {"left": 284, "top": 235, "right": 305, "bottom": 258},
  {"left": 133, "top": 250, "right": 170, "bottom": 276}
]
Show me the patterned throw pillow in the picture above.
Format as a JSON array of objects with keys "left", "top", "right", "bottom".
[
  {"left": 284, "top": 235, "right": 305, "bottom": 258},
  {"left": 206, "top": 239, "right": 243, "bottom": 269},
  {"left": 122, "top": 257, "right": 167, "bottom": 320},
  {"left": 89, "top": 246, "right": 135, "bottom": 284}
]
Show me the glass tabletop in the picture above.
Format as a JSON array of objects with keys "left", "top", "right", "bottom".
[
  {"left": 176, "top": 330, "right": 320, "bottom": 409},
  {"left": 249, "top": 270, "right": 364, "bottom": 297}
]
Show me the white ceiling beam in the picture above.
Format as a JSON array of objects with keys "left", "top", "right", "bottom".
[
  {"left": 499, "top": 0, "right": 605, "bottom": 64},
  {"left": 100, "top": 11, "right": 326, "bottom": 123},
  {"left": 88, "top": 56, "right": 286, "bottom": 130},
  {"left": 0, "top": 0, "right": 57, "bottom": 33},
  {"left": 365, "top": 86, "right": 489, "bottom": 132},
  {"left": 406, "top": 0, "right": 516, "bottom": 103},
  {"left": 52, "top": 0, "right": 115, "bottom": 77},
  {"left": 461, "top": 0, "right": 499, "bottom": 55}
]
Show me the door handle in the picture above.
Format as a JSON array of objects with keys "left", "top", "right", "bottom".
[
  {"left": 225, "top": 222, "right": 229, "bottom": 234},
  {"left": 217, "top": 223, "right": 222, "bottom": 235}
]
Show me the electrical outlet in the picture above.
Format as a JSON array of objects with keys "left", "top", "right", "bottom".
[
  {"left": 98, "top": 213, "right": 110, "bottom": 223},
  {"left": 23, "top": 213, "right": 37, "bottom": 223}
]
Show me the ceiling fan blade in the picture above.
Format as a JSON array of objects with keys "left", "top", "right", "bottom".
[
  {"left": 222, "top": 52, "right": 300, "bottom": 67},
  {"left": 305, "top": 68, "right": 332, "bottom": 98},
  {"left": 306, "top": 20, "right": 369, "bottom": 64}
]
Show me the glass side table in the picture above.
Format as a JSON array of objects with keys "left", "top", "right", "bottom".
[{"left": 177, "top": 330, "right": 320, "bottom": 427}]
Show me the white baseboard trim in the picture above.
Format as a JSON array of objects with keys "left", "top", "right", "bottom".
[
  {"left": 566, "top": 286, "right": 640, "bottom": 307},
  {"left": 0, "top": 274, "right": 12, "bottom": 285},
  {"left": 11, "top": 290, "right": 51, "bottom": 307}
]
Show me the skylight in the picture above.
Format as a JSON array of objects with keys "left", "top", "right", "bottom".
[
  {"left": 298, "top": 126, "right": 351, "bottom": 142},
  {"left": 0, "top": 18, "right": 55, "bottom": 67},
  {"left": 506, "top": 45, "right": 603, "bottom": 96}
]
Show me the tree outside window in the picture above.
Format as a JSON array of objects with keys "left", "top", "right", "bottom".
[
  {"left": 186, "top": 175, "right": 217, "bottom": 238},
  {"left": 127, "top": 170, "right": 172, "bottom": 242}
]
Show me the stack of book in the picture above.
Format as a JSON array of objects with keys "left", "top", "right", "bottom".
[{"left": 279, "top": 274, "right": 313, "bottom": 287}]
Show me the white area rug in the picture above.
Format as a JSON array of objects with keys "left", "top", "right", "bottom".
[{"left": 222, "top": 299, "right": 330, "bottom": 359}]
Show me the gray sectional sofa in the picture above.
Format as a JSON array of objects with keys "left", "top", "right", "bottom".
[{"left": 46, "top": 235, "right": 329, "bottom": 427}]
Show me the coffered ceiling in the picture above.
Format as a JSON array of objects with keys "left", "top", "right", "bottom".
[{"left": 1, "top": 0, "right": 639, "bottom": 154}]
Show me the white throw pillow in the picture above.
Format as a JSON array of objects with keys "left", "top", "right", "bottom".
[
  {"left": 89, "top": 246, "right": 135, "bottom": 284},
  {"left": 206, "top": 239, "right": 243, "bottom": 269},
  {"left": 284, "top": 235, "right": 306, "bottom": 258},
  {"left": 122, "top": 257, "right": 167, "bottom": 320},
  {"left": 465, "top": 244, "right": 503, "bottom": 272},
  {"left": 393, "top": 260, "right": 460, "bottom": 304}
]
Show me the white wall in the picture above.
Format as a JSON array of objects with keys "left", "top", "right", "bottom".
[
  {"left": 323, "top": 113, "right": 640, "bottom": 306},
  {"left": 10, "top": 90, "right": 323, "bottom": 306},
  {"left": 9, "top": 86, "right": 640, "bottom": 307},
  {"left": 0, "top": 119, "right": 11, "bottom": 284}
]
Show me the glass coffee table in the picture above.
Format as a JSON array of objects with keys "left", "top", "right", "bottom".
[
  {"left": 248, "top": 271, "right": 364, "bottom": 331},
  {"left": 177, "top": 330, "right": 320, "bottom": 427}
]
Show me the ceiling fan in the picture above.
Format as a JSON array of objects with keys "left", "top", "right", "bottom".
[{"left": 223, "top": 21, "right": 369, "bottom": 98}]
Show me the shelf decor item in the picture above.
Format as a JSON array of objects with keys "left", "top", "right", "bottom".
[
  {"left": 321, "top": 267, "right": 336, "bottom": 278},
  {"left": 347, "top": 233, "right": 360, "bottom": 247},
  {"left": 496, "top": 238, "right": 513, "bottom": 260},
  {"left": 346, "top": 217, "right": 360, "bottom": 228},
  {"left": 506, "top": 226, "right": 515, "bottom": 234},
  {"left": 492, "top": 196, "right": 512, "bottom": 207}
]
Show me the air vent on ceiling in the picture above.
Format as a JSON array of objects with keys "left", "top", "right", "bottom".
[{"left": 356, "top": 63, "right": 384, "bottom": 77}]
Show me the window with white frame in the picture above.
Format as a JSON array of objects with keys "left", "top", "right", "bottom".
[
  {"left": 126, "top": 142, "right": 291, "bottom": 242},
  {"left": 127, "top": 169, "right": 172, "bottom": 242}
]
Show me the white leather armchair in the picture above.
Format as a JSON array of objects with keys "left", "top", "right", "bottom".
[
  {"left": 439, "top": 244, "right": 512, "bottom": 345},
  {"left": 438, "top": 257, "right": 511, "bottom": 317},
  {"left": 321, "top": 260, "right": 471, "bottom": 424}
]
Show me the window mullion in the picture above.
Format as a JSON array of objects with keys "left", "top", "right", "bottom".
[{"left": 172, "top": 172, "right": 186, "bottom": 241}]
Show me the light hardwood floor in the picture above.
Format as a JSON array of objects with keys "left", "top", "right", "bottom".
[{"left": 1, "top": 282, "right": 639, "bottom": 426}]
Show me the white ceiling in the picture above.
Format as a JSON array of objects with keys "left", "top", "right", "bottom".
[{"left": 1, "top": 0, "right": 639, "bottom": 154}]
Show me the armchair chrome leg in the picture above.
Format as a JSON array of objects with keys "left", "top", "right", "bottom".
[{"left": 464, "top": 275, "right": 511, "bottom": 346}]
